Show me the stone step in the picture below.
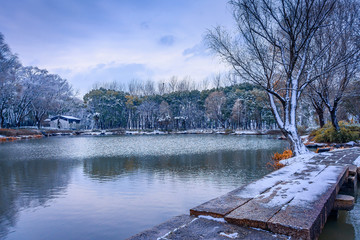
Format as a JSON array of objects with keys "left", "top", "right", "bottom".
[
  {"left": 333, "top": 194, "right": 355, "bottom": 211},
  {"left": 348, "top": 165, "right": 357, "bottom": 176}
]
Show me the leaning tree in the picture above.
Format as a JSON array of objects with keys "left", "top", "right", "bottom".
[{"left": 206, "top": 0, "right": 354, "bottom": 155}]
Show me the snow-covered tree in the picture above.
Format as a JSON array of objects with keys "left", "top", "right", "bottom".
[
  {"left": 0, "top": 33, "right": 20, "bottom": 128},
  {"left": 205, "top": 91, "right": 226, "bottom": 128},
  {"left": 206, "top": 0, "right": 341, "bottom": 155},
  {"left": 309, "top": 0, "right": 360, "bottom": 131},
  {"left": 231, "top": 99, "right": 243, "bottom": 128}
]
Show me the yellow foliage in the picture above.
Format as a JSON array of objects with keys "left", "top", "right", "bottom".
[{"left": 267, "top": 149, "right": 292, "bottom": 170}]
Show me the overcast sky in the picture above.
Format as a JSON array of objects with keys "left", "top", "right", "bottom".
[{"left": 0, "top": 0, "right": 234, "bottom": 96}]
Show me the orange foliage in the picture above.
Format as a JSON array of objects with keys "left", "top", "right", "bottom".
[
  {"left": 267, "top": 149, "right": 293, "bottom": 170},
  {"left": 272, "top": 149, "right": 293, "bottom": 160},
  {"left": 7, "top": 137, "right": 18, "bottom": 141},
  {"left": 0, "top": 134, "right": 43, "bottom": 143}
]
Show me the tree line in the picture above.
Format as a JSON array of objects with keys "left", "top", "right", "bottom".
[
  {"left": 82, "top": 83, "right": 277, "bottom": 131},
  {"left": 0, "top": 33, "right": 75, "bottom": 128}
]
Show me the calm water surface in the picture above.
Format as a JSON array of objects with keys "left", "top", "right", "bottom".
[
  {"left": 0, "top": 134, "right": 356, "bottom": 239},
  {"left": 0, "top": 135, "right": 285, "bottom": 240}
]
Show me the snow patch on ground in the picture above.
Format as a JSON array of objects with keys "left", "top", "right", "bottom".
[
  {"left": 219, "top": 232, "right": 239, "bottom": 238},
  {"left": 234, "top": 130, "right": 261, "bottom": 135},
  {"left": 289, "top": 165, "right": 344, "bottom": 207},
  {"left": 156, "top": 218, "right": 198, "bottom": 240},
  {"left": 279, "top": 152, "right": 315, "bottom": 165},
  {"left": 198, "top": 215, "right": 227, "bottom": 223},
  {"left": 236, "top": 161, "right": 319, "bottom": 199},
  {"left": 259, "top": 165, "right": 327, "bottom": 208},
  {"left": 354, "top": 156, "right": 360, "bottom": 166}
]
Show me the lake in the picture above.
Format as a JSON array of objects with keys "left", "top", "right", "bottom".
[{"left": 0, "top": 135, "right": 357, "bottom": 239}]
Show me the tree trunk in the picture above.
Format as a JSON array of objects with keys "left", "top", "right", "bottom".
[
  {"left": 315, "top": 107, "right": 325, "bottom": 128},
  {"left": 281, "top": 127, "right": 309, "bottom": 156},
  {"left": 330, "top": 108, "right": 340, "bottom": 131},
  {"left": 268, "top": 93, "right": 309, "bottom": 156},
  {"left": 0, "top": 111, "right": 4, "bottom": 129}
]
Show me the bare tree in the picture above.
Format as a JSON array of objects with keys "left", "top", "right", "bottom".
[
  {"left": 309, "top": 0, "right": 360, "bottom": 131},
  {"left": 212, "top": 73, "right": 222, "bottom": 89},
  {"left": 201, "top": 78, "right": 210, "bottom": 90},
  {"left": 157, "top": 81, "right": 167, "bottom": 95},
  {"left": 31, "top": 73, "right": 74, "bottom": 128},
  {"left": 231, "top": 99, "right": 243, "bottom": 128},
  {"left": 13, "top": 67, "right": 46, "bottom": 127},
  {"left": 144, "top": 79, "right": 155, "bottom": 96},
  {"left": 205, "top": 91, "right": 226, "bottom": 128},
  {"left": 177, "top": 77, "right": 191, "bottom": 92},
  {"left": 128, "top": 79, "right": 143, "bottom": 96},
  {"left": 168, "top": 76, "right": 178, "bottom": 92},
  {"left": 158, "top": 101, "right": 171, "bottom": 130},
  {"left": 224, "top": 71, "right": 239, "bottom": 86},
  {"left": 0, "top": 33, "right": 20, "bottom": 128},
  {"left": 343, "top": 79, "right": 360, "bottom": 123},
  {"left": 206, "top": 0, "right": 339, "bottom": 155},
  {"left": 308, "top": 89, "right": 326, "bottom": 128}
]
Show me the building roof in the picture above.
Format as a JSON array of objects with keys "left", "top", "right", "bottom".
[{"left": 50, "top": 115, "right": 81, "bottom": 122}]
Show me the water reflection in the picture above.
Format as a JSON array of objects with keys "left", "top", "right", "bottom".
[
  {"left": 83, "top": 150, "right": 273, "bottom": 184},
  {"left": 320, "top": 186, "right": 360, "bottom": 240},
  {"left": 0, "top": 159, "right": 76, "bottom": 238},
  {"left": 0, "top": 135, "right": 288, "bottom": 239}
]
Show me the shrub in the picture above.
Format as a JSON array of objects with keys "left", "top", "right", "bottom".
[
  {"left": 310, "top": 122, "right": 360, "bottom": 143},
  {"left": 224, "top": 129, "right": 234, "bottom": 135},
  {"left": 297, "top": 125, "right": 308, "bottom": 135},
  {"left": 268, "top": 149, "right": 292, "bottom": 170}
]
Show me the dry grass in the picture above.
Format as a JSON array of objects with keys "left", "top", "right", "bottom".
[
  {"left": 267, "top": 149, "right": 292, "bottom": 170},
  {"left": 0, "top": 129, "right": 45, "bottom": 143},
  {"left": 0, "top": 128, "right": 42, "bottom": 136}
]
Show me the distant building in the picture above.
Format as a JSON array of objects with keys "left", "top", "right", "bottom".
[{"left": 49, "top": 115, "right": 81, "bottom": 129}]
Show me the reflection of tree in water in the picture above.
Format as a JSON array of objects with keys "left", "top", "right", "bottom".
[
  {"left": 0, "top": 159, "right": 75, "bottom": 238},
  {"left": 83, "top": 157, "right": 141, "bottom": 181},
  {"left": 82, "top": 147, "right": 280, "bottom": 184}
]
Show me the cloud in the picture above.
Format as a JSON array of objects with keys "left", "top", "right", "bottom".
[
  {"left": 56, "top": 62, "right": 153, "bottom": 96},
  {"left": 183, "top": 42, "right": 211, "bottom": 58},
  {"left": 158, "top": 35, "right": 175, "bottom": 46},
  {"left": 0, "top": 0, "right": 235, "bottom": 97}
]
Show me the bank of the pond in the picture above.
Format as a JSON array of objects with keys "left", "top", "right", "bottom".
[{"left": 0, "top": 128, "right": 283, "bottom": 143}]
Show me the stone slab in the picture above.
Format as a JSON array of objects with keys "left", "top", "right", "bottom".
[
  {"left": 267, "top": 165, "right": 348, "bottom": 240},
  {"left": 190, "top": 162, "right": 319, "bottom": 218},
  {"left": 127, "top": 214, "right": 288, "bottom": 240},
  {"left": 310, "top": 148, "right": 360, "bottom": 166},
  {"left": 126, "top": 215, "right": 196, "bottom": 240},
  {"left": 225, "top": 164, "right": 327, "bottom": 229}
]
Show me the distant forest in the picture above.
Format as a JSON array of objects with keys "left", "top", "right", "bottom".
[{"left": 83, "top": 83, "right": 277, "bottom": 130}]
